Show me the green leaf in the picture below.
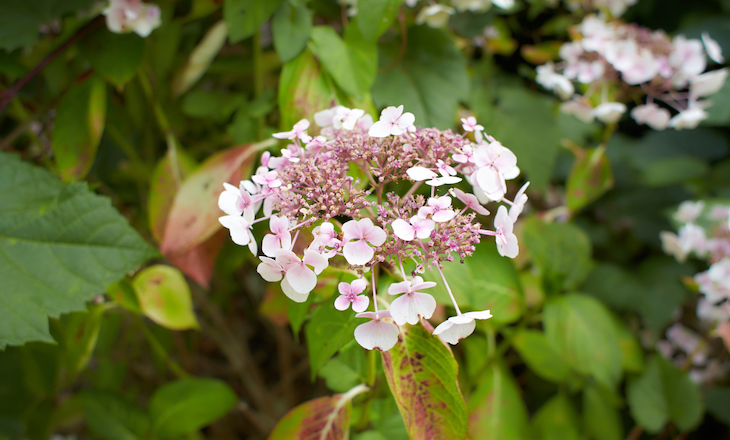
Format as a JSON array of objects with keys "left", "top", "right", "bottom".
[
  {"left": 357, "top": 0, "right": 403, "bottom": 42},
  {"left": 268, "top": 393, "right": 354, "bottom": 440},
  {"left": 59, "top": 303, "right": 107, "bottom": 377},
  {"left": 612, "top": 317, "right": 644, "bottom": 373},
  {"left": 149, "top": 378, "right": 238, "bottom": 438},
  {"left": 521, "top": 217, "right": 593, "bottom": 292},
  {"left": 381, "top": 323, "right": 468, "bottom": 439},
  {"left": 566, "top": 145, "right": 613, "bottom": 212},
  {"left": 132, "top": 265, "right": 199, "bottom": 330},
  {"left": 627, "top": 356, "right": 703, "bottom": 433},
  {"left": 543, "top": 294, "right": 622, "bottom": 388},
  {"left": 81, "top": 30, "right": 145, "bottom": 87},
  {"left": 0, "top": 0, "right": 95, "bottom": 51},
  {"left": 512, "top": 329, "right": 572, "bottom": 383},
  {"left": 172, "top": 20, "right": 228, "bottom": 97},
  {"left": 641, "top": 157, "right": 709, "bottom": 187},
  {"left": 271, "top": 2, "right": 313, "bottom": 62},
  {"left": 423, "top": 240, "right": 524, "bottom": 324},
  {"left": 309, "top": 25, "right": 377, "bottom": 99},
  {"left": 278, "top": 49, "right": 338, "bottom": 130},
  {"left": 531, "top": 393, "right": 582, "bottom": 440},
  {"left": 51, "top": 75, "right": 107, "bottom": 181},
  {"left": 304, "top": 304, "right": 359, "bottom": 380},
  {"left": 82, "top": 390, "right": 150, "bottom": 440},
  {"left": 583, "top": 383, "right": 622, "bottom": 440},
  {"left": 372, "top": 26, "right": 468, "bottom": 129},
  {"left": 706, "top": 387, "right": 730, "bottom": 425},
  {"left": 107, "top": 278, "right": 142, "bottom": 314},
  {"left": 148, "top": 148, "right": 198, "bottom": 244},
  {"left": 0, "top": 152, "right": 157, "bottom": 348},
  {"left": 224, "top": 0, "right": 284, "bottom": 43},
  {"left": 467, "top": 361, "right": 529, "bottom": 440}
]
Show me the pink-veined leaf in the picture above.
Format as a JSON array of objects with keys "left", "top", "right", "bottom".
[{"left": 381, "top": 321, "right": 468, "bottom": 440}]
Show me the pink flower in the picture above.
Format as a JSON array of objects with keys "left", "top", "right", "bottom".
[
  {"left": 418, "top": 196, "right": 456, "bottom": 223},
  {"left": 470, "top": 142, "right": 518, "bottom": 201},
  {"left": 275, "top": 249, "right": 329, "bottom": 301},
  {"left": 674, "top": 201, "right": 705, "bottom": 224},
  {"left": 631, "top": 103, "right": 671, "bottom": 130},
  {"left": 453, "top": 188, "right": 489, "bottom": 215},
  {"left": 452, "top": 144, "right": 474, "bottom": 164},
  {"left": 494, "top": 206, "right": 518, "bottom": 258},
  {"left": 669, "top": 36, "right": 707, "bottom": 77},
  {"left": 252, "top": 170, "right": 283, "bottom": 189},
  {"left": 332, "top": 106, "right": 365, "bottom": 130},
  {"left": 426, "top": 169, "right": 462, "bottom": 187},
  {"left": 432, "top": 310, "right": 492, "bottom": 345},
  {"left": 273, "top": 119, "right": 312, "bottom": 143},
  {"left": 387, "top": 277, "right": 437, "bottom": 325},
  {"left": 218, "top": 182, "right": 256, "bottom": 217},
  {"left": 391, "top": 216, "right": 435, "bottom": 241},
  {"left": 354, "top": 310, "right": 400, "bottom": 351},
  {"left": 312, "top": 222, "right": 341, "bottom": 249},
  {"left": 305, "top": 136, "right": 329, "bottom": 154},
  {"left": 368, "top": 105, "right": 416, "bottom": 137},
  {"left": 334, "top": 279, "right": 370, "bottom": 312},
  {"left": 508, "top": 182, "right": 529, "bottom": 221},
  {"left": 219, "top": 209, "right": 257, "bottom": 255},
  {"left": 280, "top": 146, "right": 300, "bottom": 163},
  {"left": 262, "top": 215, "right": 292, "bottom": 257},
  {"left": 342, "top": 218, "right": 387, "bottom": 265},
  {"left": 461, "top": 116, "right": 484, "bottom": 132}
]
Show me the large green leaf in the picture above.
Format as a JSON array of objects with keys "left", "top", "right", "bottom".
[
  {"left": 467, "top": 361, "right": 529, "bottom": 440},
  {"left": 271, "top": 2, "right": 313, "bottom": 63},
  {"left": 51, "top": 75, "right": 107, "bottom": 181},
  {"left": 278, "top": 49, "right": 338, "bottom": 130},
  {"left": 132, "top": 265, "right": 199, "bottom": 330},
  {"left": 0, "top": 152, "right": 157, "bottom": 348},
  {"left": 543, "top": 294, "right": 622, "bottom": 388},
  {"left": 82, "top": 390, "right": 150, "bottom": 440},
  {"left": 357, "top": 0, "right": 403, "bottom": 42},
  {"left": 81, "top": 30, "right": 145, "bottom": 87},
  {"left": 372, "top": 26, "right": 468, "bottom": 129},
  {"left": 309, "top": 25, "right": 377, "bottom": 100},
  {"left": 224, "top": 0, "right": 284, "bottom": 43},
  {"left": 304, "top": 304, "right": 359, "bottom": 380},
  {"left": 381, "top": 323, "right": 468, "bottom": 439},
  {"left": 531, "top": 393, "right": 582, "bottom": 440},
  {"left": 512, "top": 329, "right": 573, "bottom": 384},
  {"left": 149, "top": 378, "right": 238, "bottom": 438},
  {"left": 0, "top": 0, "right": 95, "bottom": 51}
]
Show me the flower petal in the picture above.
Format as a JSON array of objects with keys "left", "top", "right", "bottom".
[
  {"left": 411, "top": 292, "right": 437, "bottom": 320},
  {"left": 435, "top": 320, "right": 476, "bottom": 345},
  {"left": 303, "top": 249, "right": 329, "bottom": 274},
  {"left": 285, "top": 264, "right": 317, "bottom": 294},
  {"left": 368, "top": 120, "right": 392, "bottom": 138},
  {"left": 407, "top": 167, "right": 438, "bottom": 181},
  {"left": 257, "top": 257, "right": 283, "bottom": 282},
  {"left": 462, "top": 309, "right": 493, "bottom": 320},
  {"left": 334, "top": 295, "right": 352, "bottom": 311},
  {"left": 392, "top": 219, "right": 415, "bottom": 241},
  {"left": 354, "top": 320, "right": 400, "bottom": 351},
  {"left": 388, "top": 280, "right": 412, "bottom": 296},
  {"left": 343, "top": 239, "right": 375, "bottom": 266},
  {"left": 351, "top": 295, "right": 370, "bottom": 313},
  {"left": 390, "top": 294, "right": 419, "bottom": 325},
  {"left": 281, "top": 278, "right": 310, "bottom": 303},
  {"left": 351, "top": 278, "right": 368, "bottom": 294}
]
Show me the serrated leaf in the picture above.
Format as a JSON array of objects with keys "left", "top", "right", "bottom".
[
  {"left": 512, "top": 329, "right": 573, "bottom": 383},
  {"left": 272, "top": 2, "right": 313, "bottom": 62},
  {"left": 305, "top": 304, "right": 359, "bottom": 380},
  {"left": 172, "top": 20, "right": 228, "bottom": 97},
  {"left": 309, "top": 25, "right": 377, "bottom": 100},
  {"left": 149, "top": 378, "right": 237, "bottom": 438},
  {"left": 566, "top": 145, "right": 613, "bottom": 212},
  {"left": 372, "top": 26, "right": 468, "bottom": 129},
  {"left": 81, "top": 30, "right": 145, "bottom": 87},
  {"left": 381, "top": 322, "right": 468, "bottom": 439},
  {"left": 357, "top": 0, "right": 403, "bottom": 42},
  {"left": 81, "top": 390, "right": 150, "bottom": 440},
  {"left": 531, "top": 393, "right": 582, "bottom": 440},
  {"left": 543, "top": 294, "right": 622, "bottom": 388},
  {"left": 52, "top": 75, "right": 107, "bottom": 181},
  {"left": 132, "top": 265, "right": 199, "bottom": 330},
  {"left": 0, "top": 152, "right": 157, "bottom": 348},
  {"left": 278, "top": 49, "right": 338, "bottom": 130},
  {"left": 160, "top": 140, "right": 272, "bottom": 255},
  {"left": 224, "top": 0, "right": 284, "bottom": 43},
  {"left": 467, "top": 361, "right": 529, "bottom": 440},
  {"left": 268, "top": 394, "right": 353, "bottom": 440}
]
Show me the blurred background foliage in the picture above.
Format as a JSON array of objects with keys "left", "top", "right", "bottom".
[{"left": 2, "top": 0, "right": 730, "bottom": 439}]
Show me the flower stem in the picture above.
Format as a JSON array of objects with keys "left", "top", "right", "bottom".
[{"left": 436, "top": 263, "right": 462, "bottom": 315}]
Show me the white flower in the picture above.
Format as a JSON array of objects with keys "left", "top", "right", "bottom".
[
  {"left": 387, "top": 277, "right": 437, "bottom": 325},
  {"left": 630, "top": 103, "right": 671, "bottom": 130},
  {"left": 332, "top": 106, "right": 366, "bottom": 130},
  {"left": 702, "top": 32, "right": 725, "bottom": 64},
  {"left": 674, "top": 200, "right": 705, "bottom": 223},
  {"left": 433, "top": 310, "right": 493, "bottom": 345},
  {"left": 591, "top": 102, "right": 626, "bottom": 123},
  {"left": 668, "top": 105, "right": 708, "bottom": 130},
  {"left": 369, "top": 105, "right": 416, "bottom": 137},
  {"left": 103, "top": 0, "right": 161, "bottom": 37},
  {"left": 354, "top": 310, "right": 400, "bottom": 351},
  {"left": 690, "top": 68, "right": 728, "bottom": 98},
  {"left": 561, "top": 100, "right": 595, "bottom": 123},
  {"left": 669, "top": 36, "right": 707, "bottom": 77},
  {"left": 415, "top": 4, "right": 454, "bottom": 28}
]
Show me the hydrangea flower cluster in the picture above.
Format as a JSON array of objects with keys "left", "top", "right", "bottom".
[
  {"left": 661, "top": 201, "right": 730, "bottom": 324},
  {"left": 536, "top": 15, "right": 727, "bottom": 130},
  {"left": 103, "top": 0, "right": 161, "bottom": 38},
  {"left": 656, "top": 322, "right": 730, "bottom": 384},
  {"left": 218, "top": 105, "right": 528, "bottom": 351}
]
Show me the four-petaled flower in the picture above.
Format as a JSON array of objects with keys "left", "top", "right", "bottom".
[
  {"left": 369, "top": 105, "right": 416, "bottom": 137},
  {"left": 433, "top": 310, "right": 493, "bottom": 345},
  {"left": 494, "top": 206, "right": 519, "bottom": 258},
  {"left": 354, "top": 310, "right": 400, "bottom": 351},
  {"left": 334, "top": 279, "right": 370, "bottom": 312},
  {"left": 391, "top": 216, "right": 435, "bottom": 241},
  {"left": 388, "top": 277, "right": 438, "bottom": 325},
  {"left": 262, "top": 215, "right": 292, "bottom": 257},
  {"left": 461, "top": 116, "right": 484, "bottom": 132},
  {"left": 342, "top": 218, "right": 387, "bottom": 265},
  {"left": 418, "top": 196, "right": 456, "bottom": 223},
  {"left": 470, "top": 141, "right": 518, "bottom": 201},
  {"left": 252, "top": 170, "right": 283, "bottom": 189},
  {"left": 273, "top": 119, "right": 312, "bottom": 143},
  {"left": 274, "top": 249, "right": 329, "bottom": 302}
]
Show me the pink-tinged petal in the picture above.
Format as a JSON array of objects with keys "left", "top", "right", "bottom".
[
  {"left": 388, "top": 280, "right": 412, "bottom": 296},
  {"left": 303, "top": 249, "right": 329, "bottom": 274},
  {"left": 285, "top": 264, "right": 317, "bottom": 294},
  {"left": 257, "top": 257, "right": 284, "bottom": 282},
  {"left": 293, "top": 118, "right": 310, "bottom": 132},
  {"left": 354, "top": 320, "right": 400, "bottom": 351},
  {"left": 475, "top": 167, "right": 503, "bottom": 196},
  {"left": 356, "top": 311, "right": 378, "bottom": 320},
  {"left": 392, "top": 219, "right": 415, "bottom": 241},
  {"left": 368, "top": 120, "right": 392, "bottom": 138},
  {"left": 414, "top": 218, "right": 435, "bottom": 239},
  {"left": 334, "top": 295, "right": 352, "bottom": 311},
  {"left": 270, "top": 215, "right": 289, "bottom": 234},
  {"left": 351, "top": 278, "right": 368, "bottom": 294},
  {"left": 338, "top": 281, "right": 353, "bottom": 296},
  {"left": 495, "top": 206, "right": 514, "bottom": 234},
  {"left": 351, "top": 295, "right": 370, "bottom": 313},
  {"left": 274, "top": 249, "right": 301, "bottom": 268},
  {"left": 262, "top": 234, "right": 283, "bottom": 257},
  {"left": 390, "top": 294, "right": 419, "bottom": 325},
  {"left": 219, "top": 216, "right": 251, "bottom": 246},
  {"left": 417, "top": 206, "right": 434, "bottom": 219},
  {"left": 462, "top": 309, "right": 493, "bottom": 320},
  {"left": 436, "top": 320, "right": 476, "bottom": 345},
  {"left": 343, "top": 239, "right": 375, "bottom": 266},
  {"left": 431, "top": 196, "right": 452, "bottom": 209},
  {"left": 397, "top": 112, "right": 415, "bottom": 129},
  {"left": 281, "top": 278, "right": 310, "bottom": 303},
  {"left": 410, "top": 277, "right": 437, "bottom": 291},
  {"left": 381, "top": 105, "right": 404, "bottom": 123},
  {"left": 272, "top": 130, "right": 294, "bottom": 139},
  {"left": 499, "top": 232, "right": 519, "bottom": 258},
  {"left": 411, "top": 292, "right": 437, "bottom": 320},
  {"left": 493, "top": 146, "right": 517, "bottom": 172},
  {"left": 432, "top": 320, "right": 454, "bottom": 335},
  {"left": 342, "top": 219, "right": 363, "bottom": 241},
  {"left": 407, "top": 167, "right": 438, "bottom": 181},
  {"left": 365, "top": 224, "right": 387, "bottom": 246},
  {"left": 432, "top": 210, "right": 456, "bottom": 223}
]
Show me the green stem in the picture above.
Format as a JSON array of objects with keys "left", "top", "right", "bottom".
[
  {"left": 367, "top": 350, "right": 377, "bottom": 387},
  {"left": 136, "top": 317, "right": 189, "bottom": 379}
]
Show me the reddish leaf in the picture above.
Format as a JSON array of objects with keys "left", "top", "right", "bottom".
[
  {"left": 160, "top": 140, "right": 274, "bottom": 256},
  {"left": 148, "top": 148, "right": 197, "bottom": 243},
  {"left": 381, "top": 322, "right": 468, "bottom": 440},
  {"left": 167, "top": 229, "right": 226, "bottom": 289},
  {"left": 268, "top": 395, "right": 351, "bottom": 440}
]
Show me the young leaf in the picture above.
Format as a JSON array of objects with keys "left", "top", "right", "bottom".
[
  {"left": 304, "top": 304, "right": 359, "bottom": 380},
  {"left": 0, "top": 152, "right": 157, "bottom": 348},
  {"left": 278, "top": 50, "right": 338, "bottom": 130},
  {"left": 172, "top": 20, "right": 228, "bottom": 97},
  {"left": 381, "top": 322, "right": 468, "bottom": 439},
  {"left": 543, "top": 294, "right": 623, "bottom": 388},
  {"left": 467, "top": 361, "right": 529, "bottom": 440},
  {"left": 81, "top": 30, "right": 145, "bottom": 87},
  {"left": 566, "top": 145, "right": 614, "bottom": 212},
  {"left": 149, "top": 378, "right": 238, "bottom": 438},
  {"left": 52, "top": 75, "right": 107, "bottom": 181},
  {"left": 272, "top": 2, "right": 313, "bottom": 63},
  {"left": 132, "top": 265, "right": 199, "bottom": 330},
  {"left": 224, "top": 0, "right": 284, "bottom": 43},
  {"left": 512, "top": 329, "right": 573, "bottom": 383},
  {"left": 81, "top": 390, "right": 150, "bottom": 440},
  {"left": 357, "top": 0, "right": 403, "bottom": 42},
  {"left": 531, "top": 393, "right": 582, "bottom": 440}
]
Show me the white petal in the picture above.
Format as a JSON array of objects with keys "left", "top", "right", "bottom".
[
  {"left": 407, "top": 167, "right": 438, "bottom": 181},
  {"left": 392, "top": 219, "right": 415, "bottom": 241},
  {"left": 354, "top": 320, "right": 400, "bottom": 351},
  {"left": 334, "top": 295, "right": 352, "bottom": 311},
  {"left": 435, "top": 320, "right": 476, "bottom": 345},
  {"left": 368, "top": 120, "right": 392, "bottom": 137},
  {"left": 303, "top": 249, "right": 329, "bottom": 274},
  {"left": 281, "top": 278, "right": 310, "bottom": 303},
  {"left": 351, "top": 295, "right": 370, "bottom": 313},
  {"left": 257, "top": 258, "right": 283, "bottom": 282},
  {"left": 390, "top": 295, "right": 420, "bottom": 325},
  {"left": 343, "top": 240, "right": 374, "bottom": 266},
  {"left": 462, "top": 309, "right": 493, "bottom": 320},
  {"left": 285, "top": 264, "right": 317, "bottom": 294}
]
